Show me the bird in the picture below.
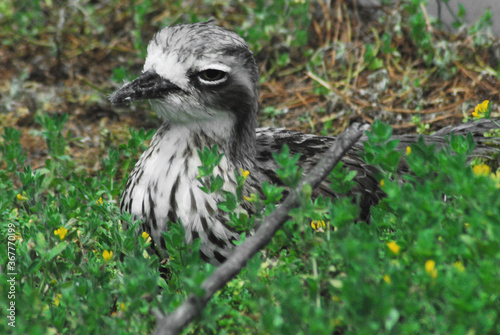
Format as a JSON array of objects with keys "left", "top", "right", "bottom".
[{"left": 110, "top": 20, "right": 500, "bottom": 264}]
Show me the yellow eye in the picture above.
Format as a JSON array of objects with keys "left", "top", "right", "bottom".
[{"left": 198, "top": 69, "right": 227, "bottom": 83}]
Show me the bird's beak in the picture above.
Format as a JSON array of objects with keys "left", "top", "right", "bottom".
[{"left": 110, "top": 70, "right": 181, "bottom": 105}]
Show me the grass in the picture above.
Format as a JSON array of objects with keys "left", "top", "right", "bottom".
[{"left": 1, "top": 0, "right": 500, "bottom": 334}]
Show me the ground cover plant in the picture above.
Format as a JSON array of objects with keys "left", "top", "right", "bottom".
[{"left": 1, "top": 0, "right": 500, "bottom": 334}]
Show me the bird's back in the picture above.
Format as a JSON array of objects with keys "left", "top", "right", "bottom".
[{"left": 252, "top": 119, "right": 500, "bottom": 220}]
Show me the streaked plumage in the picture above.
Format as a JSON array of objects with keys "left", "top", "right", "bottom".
[{"left": 111, "top": 20, "right": 499, "bottom": 264}]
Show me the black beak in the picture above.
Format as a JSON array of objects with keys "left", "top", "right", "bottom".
[{"left": 110, "top": 70, "right": 181, "bottom": 105}]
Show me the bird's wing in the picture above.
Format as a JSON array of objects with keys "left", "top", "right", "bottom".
[
  {"left": 254, "top": 127, "right": 383, "bottom": 220},
  {"left": 253, "top": 120, "right": 500, "bottom": 220}
]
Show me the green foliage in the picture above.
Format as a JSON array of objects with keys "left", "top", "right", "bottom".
[
  {"left": 397, "top": 0, "right": 494, "bottom": 68},
  {"left": 381, "top": 33, "right": 395, "bottom": 55},
  {"left": 262, "top": 106, "right": 288, "bottom": 120},
  {"left": 404, "top": 0, "right": 434, "bottom": 64},
  {"left": 0, "top": 114, "right": 164, "bottom": 334},
  {"left": 189, "top": 122, "right": 500, "bottom": 334},
  {"left": 411, "top": 115, "right": 431, "bottom": 135},
  {"left": 111, "top": 66, "right": 137, "bottom": 85},
  {"left": 196, "top": 145, "right": 253, "bottom": 232},
  {"left": 328, "top": 162, "right": 357, "bottom": 195},
  {"left": 197, "top": 146, "right": 224, "bottom": 180},
  {"left": 362, "top": 119, "right": 402, "bottom": 175},
  {"left": 0, "top": 128, "right": 25, "bottom": 173},
  {"left": 2, "top": 112, "right": 500, "bottom": 334},
  {"left": 364, "top": 43, "right": 384, "bottom": 71},
  {"left": 237, "top": 0, "right": 310, "bottom": 52},
  {"left": 1, "top": 0, "right": 158, "bottom": 57},
  {"left": 116, "top": 128, "right": 155, "bottom": 184},
  {"left": 272, "top": 144, "right": 302, "bottom": 187},
  {"left": 367, "top": 132, "right": 500, "bottom": 334},
  {"left": 1, "top": 0, "right": 45, "bottom": 43},
  {"left": 469, "top": 9, "right": 493, "bottom": 46},
  {"left": 131, "top": 0, "right": 154, "bottom": 58}
]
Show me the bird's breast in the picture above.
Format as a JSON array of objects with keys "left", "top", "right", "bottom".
[{"left": 120, "top": 124, "right": 241, "bottom": 261}]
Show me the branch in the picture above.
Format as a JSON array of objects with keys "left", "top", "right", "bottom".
[{"left": 154, "top": 123, "right": 369, "bottom": 335}]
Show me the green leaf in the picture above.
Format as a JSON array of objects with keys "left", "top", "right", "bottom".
[
  {"left": 210, "top": 176, "right": 224, "bottom": 193},
  {"left": 218, "top": 193, "right": 237, "bottom": 212},
  {"left": 368, "top": 57, "right": 383, "bottom": 70},
  {"left": 48, "top": 242, "right": 68, "bottom": 261},
  {"left": 371, "top": 119, "right": 393, "bottom": 141},
  {"left": 381, "top": 33, "right": 393, "bottom": 54},
  {"left": 35, "top": 232, "right": 47, "bottom": 249}
]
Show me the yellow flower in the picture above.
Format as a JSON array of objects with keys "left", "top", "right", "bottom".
[
  {"left": 54, "top": 293, "right": 62, "bottom": 306},
  {"left": 119, "top": 302, "right": 127, "bottom": 311},
  {"left": 453, "top": 261, "right": 465, "bottom": 272},
  {"left": 473, "top": 164, "right": 491, "bottom": 176},
  {"left": 472, "top": 100, "right": 489, "bottom": 118},
  {"left": 380, "top": 179, "right": 385, "bottom": 187},
  {"left": 406, "top": 146, "right": 411, "bottom": 155},
  {"left": 96, "top": 197, "right": 103, "bottom": 205},
  {"left": 240, "top": 168, "right": 250, "bottom": 179},
  {"left": 425, "top": 260, "right": 438, "bottom": 278},
  {"left": 386, "top": 241, "right": 400, "bottom": 255},
  {"left": 383, "top": 274, "right": 391, "bottom": 284},
  {"left": 54, "top": 227, "right": 68, "bottom": 240},
  {"left": 311, "top": 220, "right": 326, "bottom": 230},
  {"left": 16, "top": 193, "right": 28, "bottom": 201},
  {"left": 102, "top": 250, "right": 113, "bottom": 262},
  {"left": 464, "top": 222, "right": 470, "bottom": 229},
  {"left": 142, "top": 231, "right": 152, "bottom": 243}
]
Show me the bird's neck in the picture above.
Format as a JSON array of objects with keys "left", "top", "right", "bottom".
[{"left": 159, "top": 117, "right": 256, "bottom": 169}]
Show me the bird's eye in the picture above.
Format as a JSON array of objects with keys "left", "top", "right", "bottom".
[{"left": 198, "top": 69, "right": 227, "bottom": 84}]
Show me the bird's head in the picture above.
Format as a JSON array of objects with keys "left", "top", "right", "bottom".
[{"left": 110, "top": 21, "right": 259, "bottom": 131}]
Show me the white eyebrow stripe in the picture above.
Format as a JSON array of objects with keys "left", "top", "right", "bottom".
[{"left": 198, "top": 63, "right": 231, "bottom": 73}]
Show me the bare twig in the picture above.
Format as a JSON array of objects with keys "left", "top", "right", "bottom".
[
  {"left": 419, "top": 2, "right": 433, "bottom": 33},
  {"left": 153, "top": 123, "right": 369, "bottom": 335}
]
